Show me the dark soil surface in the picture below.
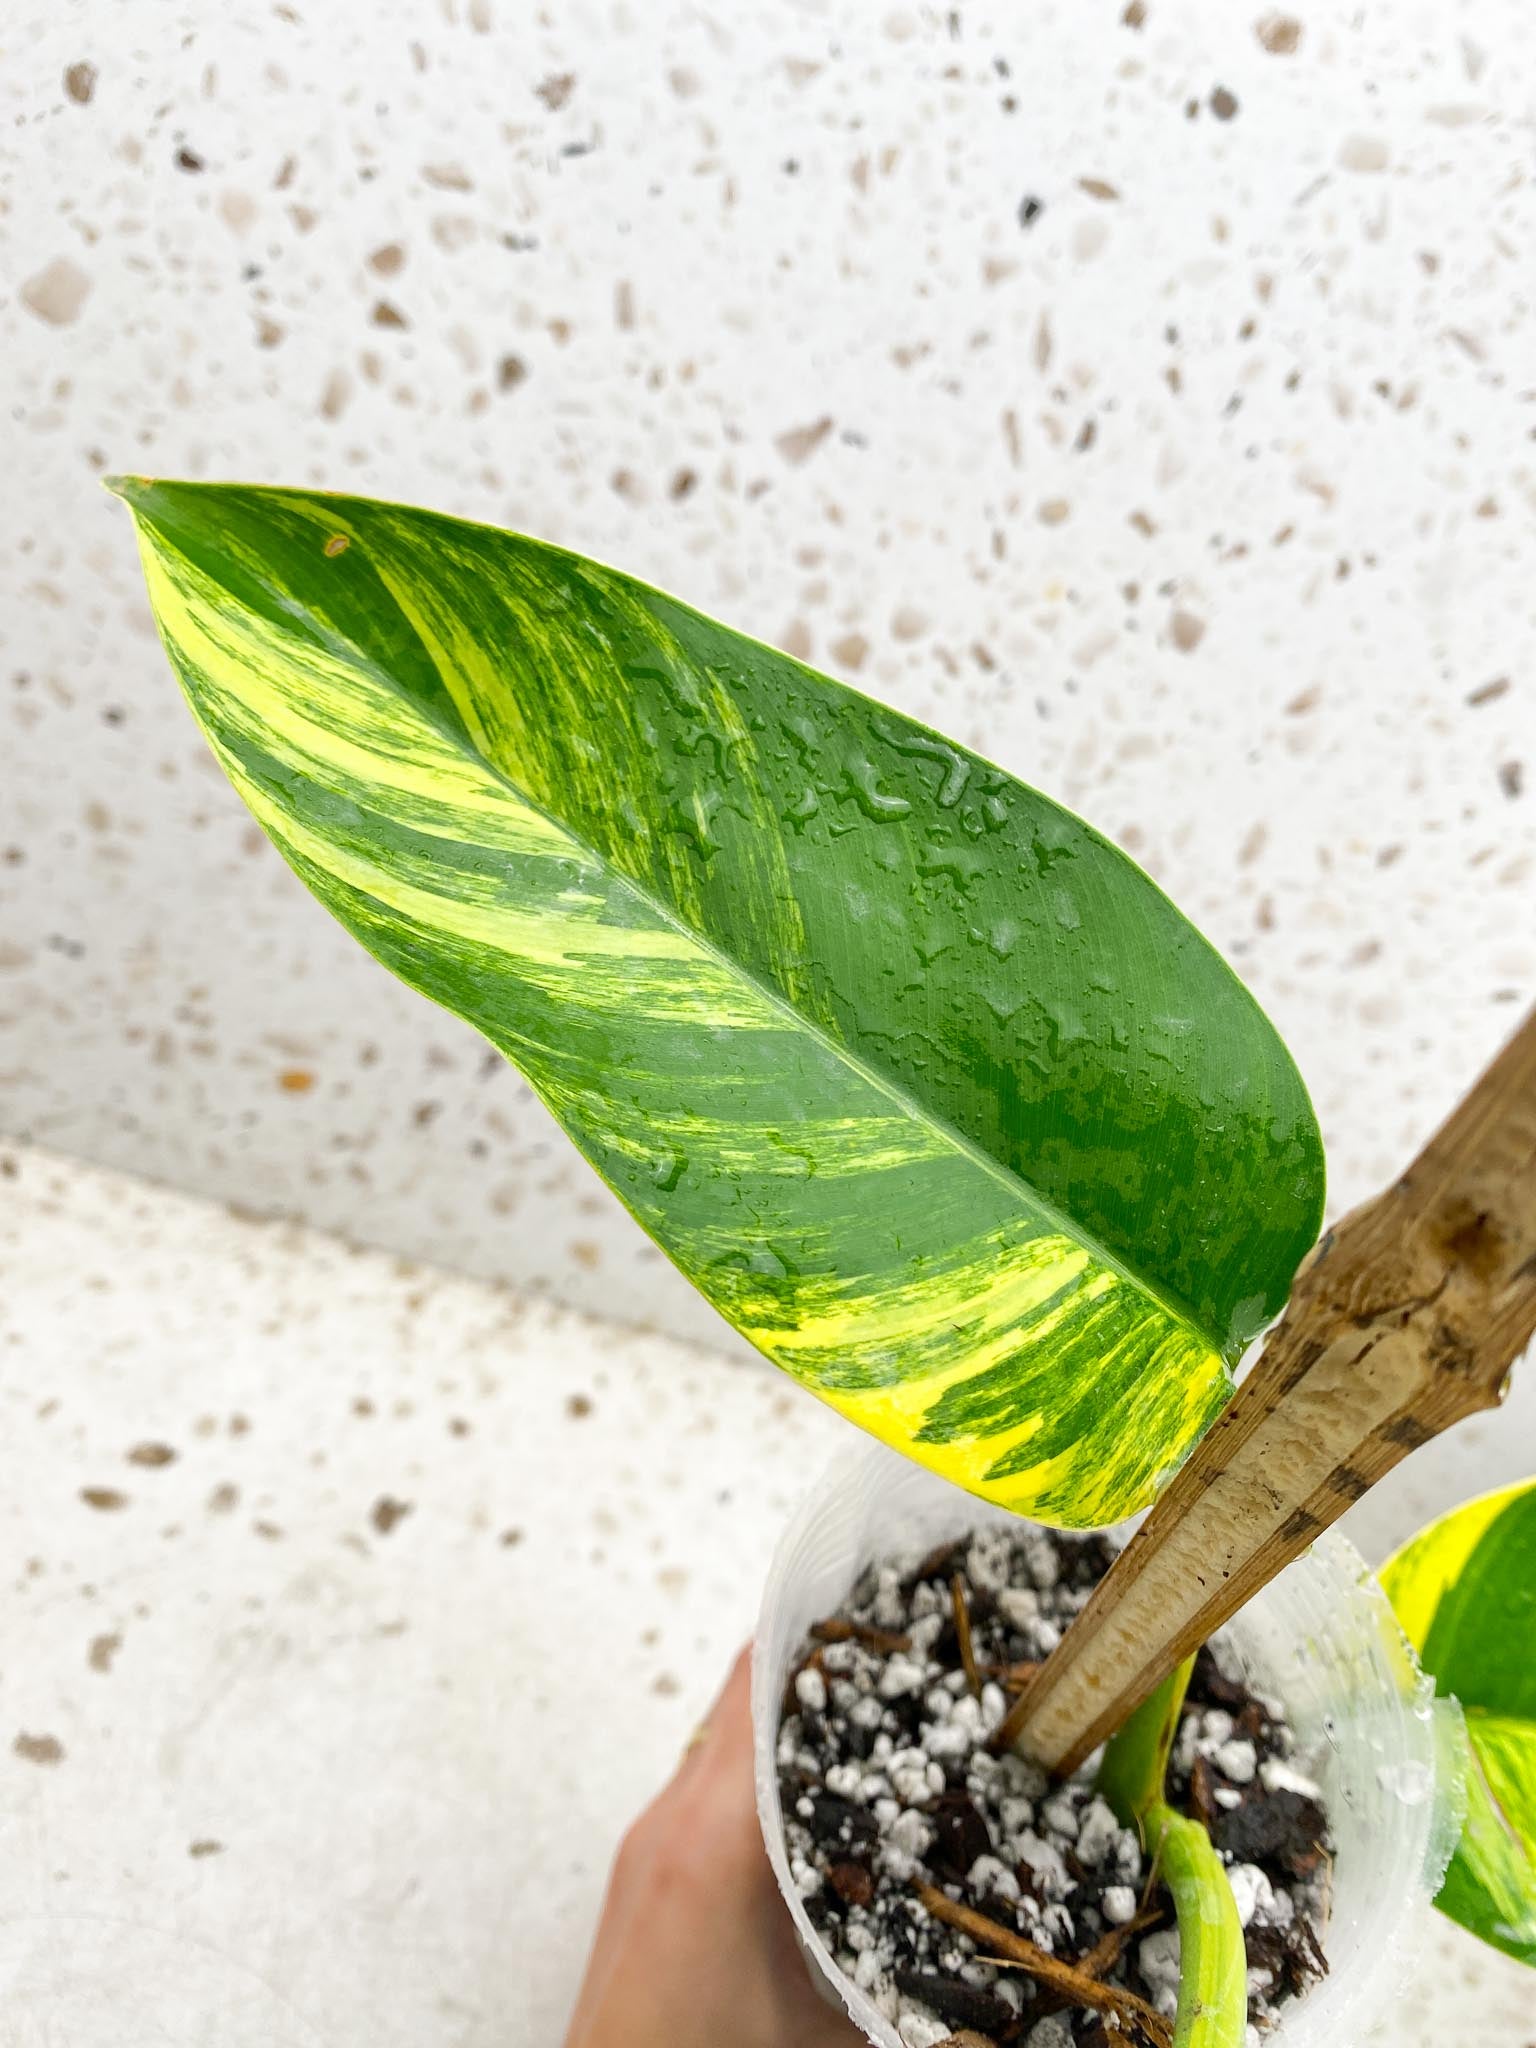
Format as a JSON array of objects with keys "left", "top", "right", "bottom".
[{"left": 776, "top": 1521, "right": 1331, "bottom": 2047}]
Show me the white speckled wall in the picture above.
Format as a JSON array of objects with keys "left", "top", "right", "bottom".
[{"left": 3, "top": 1, "right": 1532, "bottom": 1351}]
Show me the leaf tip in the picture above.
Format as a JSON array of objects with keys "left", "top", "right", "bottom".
[{"left": 102, "top": 473, "right": 155, "bottom": 509}]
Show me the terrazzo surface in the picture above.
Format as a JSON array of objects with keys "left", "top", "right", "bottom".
[
  {"left": 3, "top": 8, "right": 1534, "bottom": 2035},
  {"left": 2, "top": 1141, "right": 1534, "bottom": 2046},
  {"left": 3, "top": 1, "right": 1533, "bottom": 1345},
  {"left": 0, "top": 1143, "right": 848, "bottom": 2045}
]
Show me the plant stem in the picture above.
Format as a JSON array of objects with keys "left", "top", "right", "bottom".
[
  {"left": 1094, "top": 1663, "right": 1247, "bottom": 2048},
  {"left": 997, "top": 1008, "right": 1536, "bottom": 1774},
  {"left": 1142, "top": 1801, "right": 1248, "bottom": 2048},
  {"left": 1087, "top": 1658, "right": 1193, "bottom": 1814}
]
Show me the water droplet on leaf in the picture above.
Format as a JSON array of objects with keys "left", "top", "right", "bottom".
[
  {"left": 652, "top": 1148, "right": 687, "bottom": 1191},
  {"left": 844, "top": 756, "right": 911, "bottom": 821}
]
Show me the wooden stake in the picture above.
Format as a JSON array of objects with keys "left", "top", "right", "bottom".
[{"left": 994, "top": 1010, "right": 1536, "bottom": 1774}]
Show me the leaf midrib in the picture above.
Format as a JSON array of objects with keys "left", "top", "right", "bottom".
[
  {"left": 343, "top": 619, "right": 1216, "bottom": 1354},
  {"left": 135, "top": 483, "right": 1224, "bottom": 1357}
]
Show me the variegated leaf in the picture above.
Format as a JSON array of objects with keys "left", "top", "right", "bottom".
[
  {"left": 113, "top": 479, "right": 1324, "bottom": 1526},
  {"left": 1382, "top": 1479, "right": 1536, "bottom": 1966}
]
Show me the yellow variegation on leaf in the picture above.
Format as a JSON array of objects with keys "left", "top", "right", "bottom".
[
  {"left": 1382, "top": 1479, "right": 1536, "bottom": 1966},
  {"left": 112, "top": 480, "right": 1324, "bottom": 1526}
]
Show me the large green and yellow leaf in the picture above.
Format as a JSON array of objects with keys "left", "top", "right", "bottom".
[
  {"left": 1382, "top": 1479, "right": 1536, "bottom": 1966},
  {"left": 112, "top": 479, "right": 1324, "bottom": 1525}
]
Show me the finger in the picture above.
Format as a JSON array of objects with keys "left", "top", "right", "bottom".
[{"left": 679, "top": 1644, "right": 760, "bottom": 1833}]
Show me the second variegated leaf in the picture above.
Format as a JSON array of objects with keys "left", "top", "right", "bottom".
[{"left": 1382, "top": 1479, "right": 1536, "bottom": 1965}]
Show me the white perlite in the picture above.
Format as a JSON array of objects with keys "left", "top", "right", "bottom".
[
  {"left": 1140, "top": 1926, "right": 1183, "bottom": 2018},
  {"left": 966, "top": 1853, "right": 1022, "bottom": 1905},
  {"left": 1260, "top": 1757, "right": 1323, "bottom": 1799},
  {"left": 1227, "top": 1862, "right": 1276, "bottom": 1929},
  {"left": 879, "top": 1654, "right": 928, "bottom": 1700},
  {"left": 1214, "top": 1737, "right": 1259, "bottom": 1785},
  {"left": 777, "top": 1519, "right": 1332, "bottom": 2043},
  {"left": 1074, "top": 1794, "right": 1122, "bottom": 1867},
  {"left": 896, "top": 2006, "right": 950, "bottom": 2048},
  {"left": 795, "top": 1667, "right": 828, "bottom": 1714},
  {"left": 1101, "top": 1884, "right": 1138, "bottom": 1925}
]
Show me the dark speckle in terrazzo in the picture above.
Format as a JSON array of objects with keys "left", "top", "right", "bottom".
[
  {"left": 14, "top": 1732, "right": 66, "bottom": 1766},
  {"left": 87, "top": 1631, "right": 121, "bottom": 1673},
  {"left": 1256, "top": 15, "right": 1302, "bottom": 55}
]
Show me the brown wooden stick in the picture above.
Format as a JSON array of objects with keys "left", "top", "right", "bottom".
[
  {"left": 1027, "top": 1906, "right": 1168, "bottom": 2023},
  {"left": 951, "top": 1572, "right": 982, "bottom": 1698},
  {"left": 912, "top": 1884, "right": 1172, "bottom": 2047},
  {"left": 995, "top": 1009, "right": 1536, "bottom": 1773},
  {"left": 908, "top": 1537, "right": 963, "bottom": 1584},
  {"left": 1073, "top": 1904, "right": 1165, "bottom": 1978},
  {"left": 809, "top": 1616, "right": 912, "bottom": 1654},
  {"left": 982, "top": 1658, "right": 1041, "bottom": 1693}
]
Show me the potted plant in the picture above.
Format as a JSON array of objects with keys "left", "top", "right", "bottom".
[
  {"left": 111, "top": 479, "right": 1534, "bottom": 2045},
  {"left": 752, "top": 1442, "right": 1457, "bottom": 2047}
]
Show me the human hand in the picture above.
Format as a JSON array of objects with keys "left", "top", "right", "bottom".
[{"left": 561, "top": 1645, "right": 864, "bottom": 2048}]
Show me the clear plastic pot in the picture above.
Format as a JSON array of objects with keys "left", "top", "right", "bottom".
[{"left": 753, "top": 1442, "right": 1462, "bottom": 2048}]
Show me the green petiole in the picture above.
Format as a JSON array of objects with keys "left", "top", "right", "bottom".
[{"left": 1098, "top": 1660, "right": 1248, "bottom": 2048}]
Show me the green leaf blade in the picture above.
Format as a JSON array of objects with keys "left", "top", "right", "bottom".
[
  {"left": 114, "top": 477, "right": 1324, "bottom": 1526},
  {"left": 1382, "top": 1480, "right": 1536, "bottom": 1965}
]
